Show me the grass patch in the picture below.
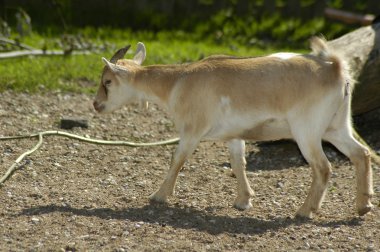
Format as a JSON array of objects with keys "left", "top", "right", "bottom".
[
  {"left": 0, "top": 29, "right": 306, "bottom": 93},
  {"left": 1, "top": 54, "right": 101, "bottom": 93}
]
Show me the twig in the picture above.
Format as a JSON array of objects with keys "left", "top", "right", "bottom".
[{"left": 0, "top": 131, "right": 179, "bottom": 187}]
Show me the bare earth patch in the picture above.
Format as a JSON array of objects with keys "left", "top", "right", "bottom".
[{"left": 0, "top": 91, "right": 379, "bottom": 251}]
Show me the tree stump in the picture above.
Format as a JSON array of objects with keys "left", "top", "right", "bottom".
[{"left": 327, "top": 22, "right": 380, "bottom": 115}]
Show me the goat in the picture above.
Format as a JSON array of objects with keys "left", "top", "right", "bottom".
[{"left": 93, "top": 37, "right": 373, "bottom": 218}]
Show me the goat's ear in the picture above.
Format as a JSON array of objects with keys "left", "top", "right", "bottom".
[
  {"left": 133, "top": 42, "right": 146, "bottom": 65},
  {"left": 110, "top": 45, "right": 131, "bottom": 63},
  {"left": 102, "top": 57, "right": 125, "bottom": 73}
]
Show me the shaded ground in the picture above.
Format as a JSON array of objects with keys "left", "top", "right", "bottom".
[{"left": 0, "top": 91, "right": 379, "bottom": 251}]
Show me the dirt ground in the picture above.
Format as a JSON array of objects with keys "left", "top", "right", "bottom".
[{"left": 0, "top": 91, "right": 379, "bottom": 251}]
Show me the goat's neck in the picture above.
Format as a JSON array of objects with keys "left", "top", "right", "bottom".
[{"left": 133, "top": 65, "right": 182, "bottom": 107}]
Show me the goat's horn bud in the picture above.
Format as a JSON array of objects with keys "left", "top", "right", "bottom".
[{"left": 110, "top": 45, "right": 131, "bottom": 63}]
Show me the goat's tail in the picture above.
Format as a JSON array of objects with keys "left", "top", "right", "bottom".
[{"left": 310, "top": 36, "right": 343, "bottom": 73}]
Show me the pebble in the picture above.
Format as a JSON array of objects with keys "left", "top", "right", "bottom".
[
  {"left": 276, "top": 181, "right": 284, "bottom": 188},
  {"left": 303, "top": 241, "right": 310, "bottom": 249},
  {"left": 32, "top": 171, "right": 38, "bottom": 178}
]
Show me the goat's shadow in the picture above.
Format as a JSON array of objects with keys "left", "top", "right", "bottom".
[
  {"left": 245, "top": 140, "right": 306, "bottom": 172},
  {"left": 221, "top": 140, "right": 349, "bottom": 172},
  {"left": 18, "top": 203, "right": 364, "bottom": 236}
]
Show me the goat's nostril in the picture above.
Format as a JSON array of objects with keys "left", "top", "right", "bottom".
[
  {"left": 93, "top": 101, "right": 101, "bottom": 111},
  {"left": 93, "top": 101, "right": 105, "bottom": 112}
]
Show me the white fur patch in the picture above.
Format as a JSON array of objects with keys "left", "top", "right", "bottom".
[
  {"left": 220, "top": 96, "right": 231, "bottom": 112},
  {"left": 268, "top": 52, "right": 299, "bottom": 60}
]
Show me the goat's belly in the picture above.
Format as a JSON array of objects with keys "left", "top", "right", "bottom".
[
  {"left": 205, "top": 118, "right": 292, "bottom": 141},
  {"left": 239, "top": 118, "right": 292, "bottom": 141}
]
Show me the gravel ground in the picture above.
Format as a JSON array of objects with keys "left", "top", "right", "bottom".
[{"left": 0, "top": 91, "right": 379, "bottom": 251}]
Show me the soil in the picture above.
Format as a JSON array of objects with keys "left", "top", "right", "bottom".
[{"left": 0, "top": 91, "right": 379, "bottom": 251}]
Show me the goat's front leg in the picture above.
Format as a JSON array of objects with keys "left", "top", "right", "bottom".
[
  {"left": 227, "top": 139, "right": 254, "bottom": 210},
  {"left": 295, "top": 138, "right": 332, "bottom": 218},
  {"left": 149, "top": 137, "right": 200, "bottom": 203}
]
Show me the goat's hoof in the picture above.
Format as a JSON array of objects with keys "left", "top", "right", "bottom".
[
  {"left": 295, "top": 209, "right": 313, "bottom": 219},
  {"left": 357, "top": 203, "right": 373, "bottom": 216},
  {"left": 233, "top": 198, "right": 252, "bottom": 210},
  {"left": 149, "top": 192, "right": 168, "bottom": 204}
]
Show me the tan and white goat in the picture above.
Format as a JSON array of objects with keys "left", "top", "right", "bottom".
[{"left": 93, "top": 37, "right": 373, "bottom": 218}]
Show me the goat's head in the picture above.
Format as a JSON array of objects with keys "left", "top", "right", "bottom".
[{"left": 93, "top": 42, "right": 146, "bottom": 113}]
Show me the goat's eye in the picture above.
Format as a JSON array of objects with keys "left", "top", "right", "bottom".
[{"left": 104, "top": 80, "right": 112, "bottom": 87}]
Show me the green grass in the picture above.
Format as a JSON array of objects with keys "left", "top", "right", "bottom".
[{"left": 0, "top": 29, "right": 306, "bottom": 93}]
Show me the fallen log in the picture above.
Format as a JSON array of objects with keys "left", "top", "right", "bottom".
[{"left": 327, "top": 22, "right": 380, "bottom": 115}]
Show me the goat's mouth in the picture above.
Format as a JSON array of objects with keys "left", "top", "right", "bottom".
[{"left": 93, "top": 101, "right": 105, "bottom": 113}]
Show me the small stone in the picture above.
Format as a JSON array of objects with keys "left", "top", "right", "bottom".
[
  {"left": 60, "top": 117, "right": 88, "bottom": 129},
  {"left": 276, "top": 181, "right": 284, "bottom": 188},
  {"left": 367, "top": 244, "right": 375, "bottom": 251},
  {"left": 31, "top": 217, "right": 40, "bottom": 224},
  {"left": 32, "top": 171, "right": 38, "bottom": 178},
  {"left": 303, "top": 241, "right": 310, "bottom": 249}
]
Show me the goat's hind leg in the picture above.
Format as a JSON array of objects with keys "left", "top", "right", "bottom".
[
  {"left": 227, "top": 139, "right": 254, "bottom": 210},
  {"left": 324, "top": 128, "right": 373, "bottom": 216}
]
